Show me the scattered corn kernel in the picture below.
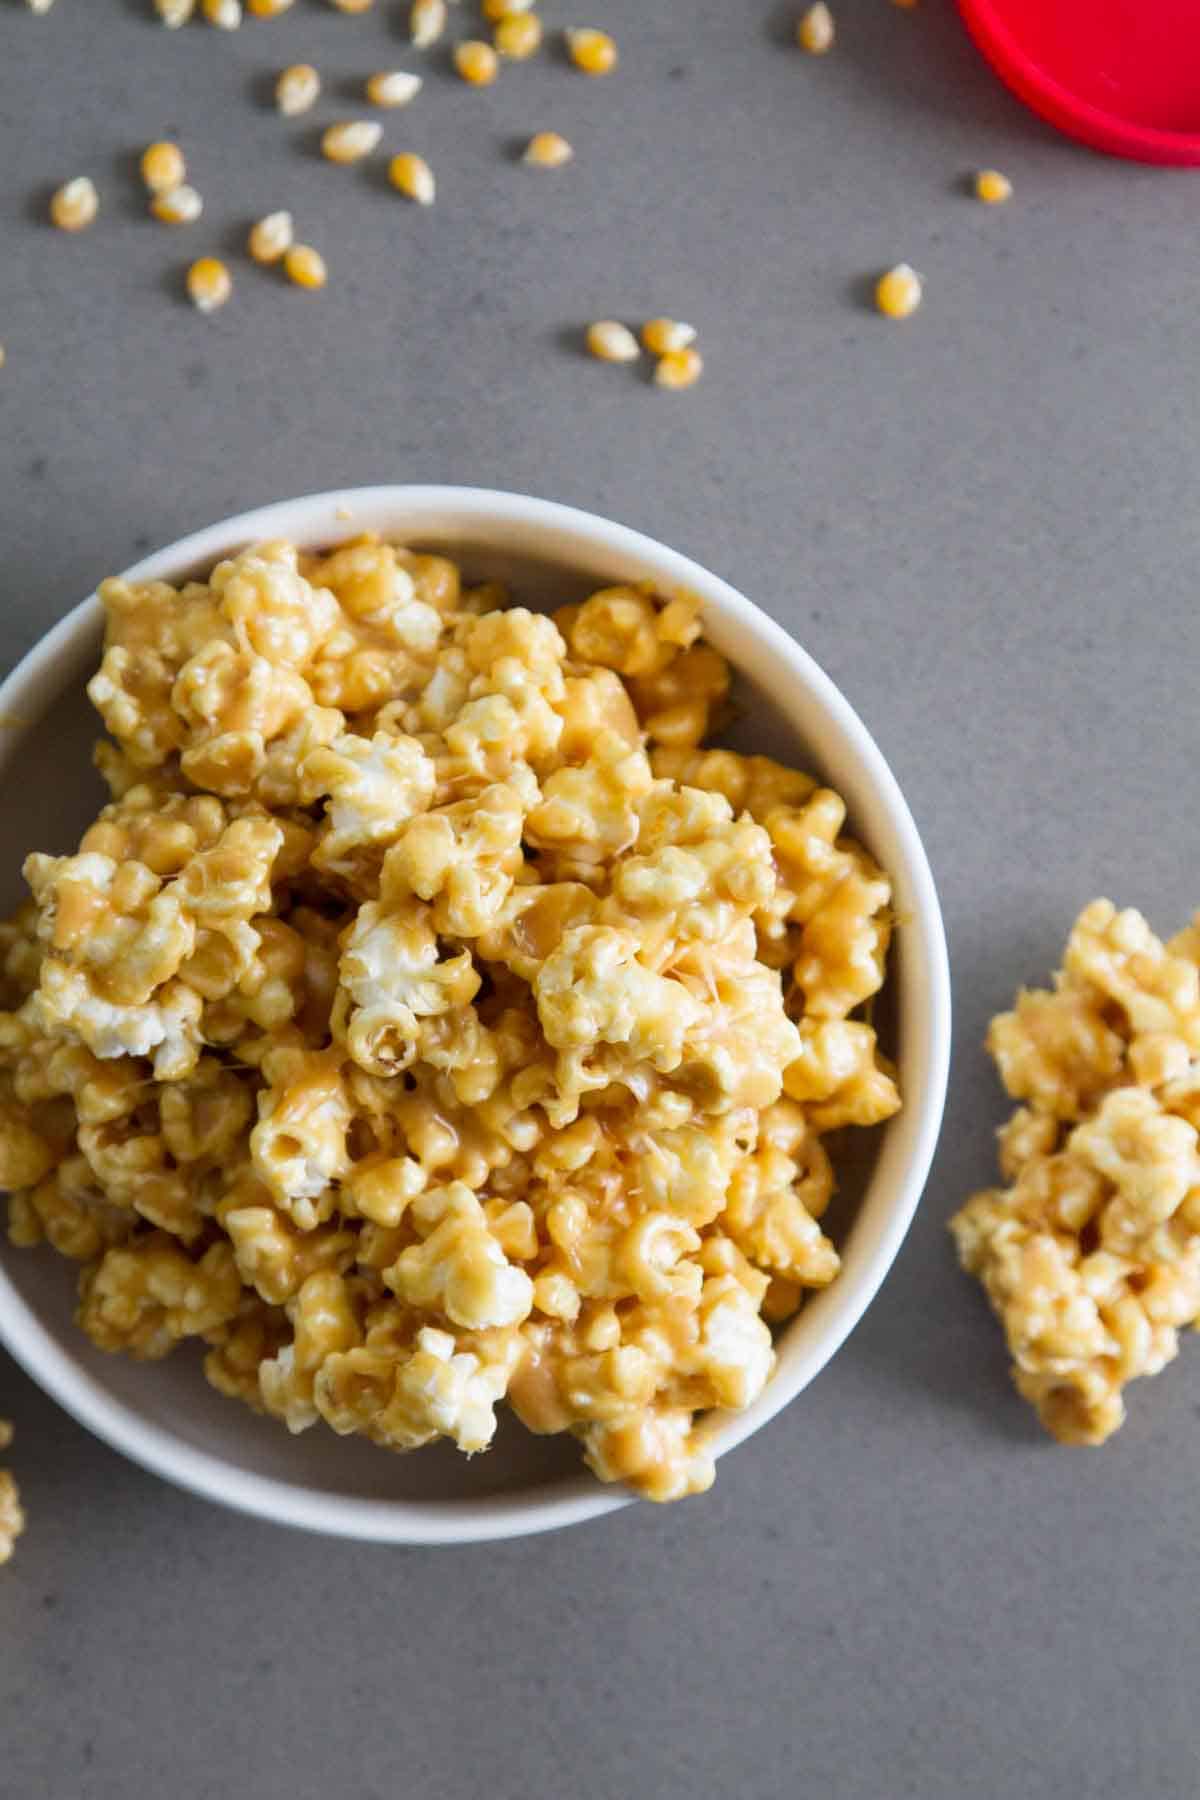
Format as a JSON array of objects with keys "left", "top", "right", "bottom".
[
  {"left": 26, "top": 0, "right": 55, "bottom": 13},
  {"left": 566, "top": 27, "right": 617, "bottom": 74},
  {"left": 494, "top": 13, "right": 541, "bottom": 57},
  {"left": 523, "top": 130, "right": 573, "bottom": 168},
  {"left": 284, "top": 244, "right": 328, "bottom": 290},
  {"left": 247, "top": 0, "right": 295, "bottom": 14},
  {"left": 248, "top": 210, "right": 294, "bottom": 263},
  {"left": 202, "top": 0, "right": 242, "bottom": 27},
  {"left": 389, "top": 151, "right": 435, "bottom": 205},
  {"left": 641, "top": 317, "right": 696, "bottom": 356},
  {"left": 654, "top": 346, "right": 704, "bottom": 390},
  {"left": 796, "top": 2, "right": 834, "bottom": 52},
  {"left": 410, "top": 0, "right": 445, "bottom": 46},
  {"left": 0, "top": 346, "right": 6, "bottom": 370},
  {"left": 276, "top": 64, "right": 321, "bottom": 116},
  {"left": 975, "top": 168, "right": 1013, "bottom": 205},
  {"left": 874, "top": 262, "right": 923, "bottom": 319},
  {"left": 186, "top": 256, "right": 232, "bottom": 313},
  {"left": 321, "top": 120, "right": 383, "bottom": 163},
  {"left": 154, "top": 0, "right": 195, "bottom": 22},
  {"left": 454, "top": 40, "right": 500, "bottom": 84},
  {"left": 140, "top": 141, "right": 187, "bottom": 195},
  {"left": 49, "top": 177, "right": 99, "bottom": 233},
  {"left": 366, "top": 69, "right": 423, "bottom": 107},
  {"left": 150, "top": 184, "right": 204, "bottom": 224},
  {"left": 328, "top": 0, "right": 373, "bottom": 10},
  {"left": 484, "top": 0, "right": 534, "bottom": 15},
  {"left": 586, "top": 320, "right": 639, "bottom": 364}
]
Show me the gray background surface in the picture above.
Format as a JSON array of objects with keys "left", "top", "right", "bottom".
[{"left": 2, "top": 1, "right": 1199, "bottom": 1794}]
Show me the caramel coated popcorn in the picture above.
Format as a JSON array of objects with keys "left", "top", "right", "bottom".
[
  {"left": 952, "top": 900, "right": 1200, "bottom": 1445},
  {"left": 0, "top": 541, "right": 899, "bottom": 1502},
  {"left": 0, "top": 1421, "right": 22, "bottom": 1566}
]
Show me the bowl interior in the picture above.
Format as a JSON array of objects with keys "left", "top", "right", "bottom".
[{"left": 0, "top": 492, "right": 945, "bottom": 1536}]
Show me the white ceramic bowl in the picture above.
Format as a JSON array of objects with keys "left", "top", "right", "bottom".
[{"left": 0, "top": 487, "right": 950, "bottom": 1544}]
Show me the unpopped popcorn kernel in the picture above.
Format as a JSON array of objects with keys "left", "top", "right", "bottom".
[
  {"left": 366, "top": 70, "right": 423, "bottom": 108},
  {"left": 523, "top": 130, "right": 573, "bottom": 168},
  {"left": 186, "top": 256, "right": 233, "bottom": 313},
  {"left": 586, "top": 320, "right": 639, "bottom": 363},
  {"left": 50, "top": 177, "right": 99, "bottom": 232},
  {"left": 276, "top": 64, "right": 321, "bottom": 116},
  {"left": 975, "top": 168, "right": 1013, "bottom": 204},
  {"left": 389, "top": 152, "right": 436, "bottom": 205},
  {"left": 875, "top": 263, "right": 922, "bottom": 319},
  {"left": 796, "top": 2, "right": 834, "bottom": 53},
  {"left": 566, "top": 26, "right": 617, "bottom": 74}
]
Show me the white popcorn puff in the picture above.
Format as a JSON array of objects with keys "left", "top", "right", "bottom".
[
  {"left": 535, "top": 923, "right": 702, "bottom": 1072},
  {"left": 386, "top": 1326, "right": 514, "bottom": 1454},
  {"left": 300, "top": 733, "right": 436, "bottom": 876},
  {"left": 390, "top": 1182, "right": 534, "bottom": 1330},
  {"left": 336, "top": 898, "right": 481, "bottom": 1074}
]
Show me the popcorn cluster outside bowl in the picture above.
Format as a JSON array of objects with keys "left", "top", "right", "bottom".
[{"left": 0, "top": 487, "right": 950, "bottom": 1544}]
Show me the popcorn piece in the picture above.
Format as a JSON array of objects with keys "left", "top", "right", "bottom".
[
  {"left": 0, "top": 1424, "right": 23, "bottom": 1569},
  {"left": 78, "top": 1235, "right": 242, "bottom": 1358},
  {"left": 534, "top": 924, "right": 701, "bottom": 1072},
  {"left": 380, "top": 781, "right": 526, "bottom": 937},
  {"left": 335, "top": 897, "right": 481, "bottom": 1075},
  {"left": 952, "top": 898, "right": 1200, "bottom": 1446},
  {"left": 300, "top": 733, "right": 436, "bottom": 878},
  {"left": 388, "top": 1181, "right": 534, "bottom": 1330},
  {"left": 250, "top": 1050, "right": 354, "bottom": 1228}
]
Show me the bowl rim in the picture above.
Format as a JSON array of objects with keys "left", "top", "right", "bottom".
[{"left": 0, "top": 485, "right": 951, "bottom": 1544}]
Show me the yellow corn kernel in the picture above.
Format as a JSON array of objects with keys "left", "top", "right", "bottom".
[
  {"left": 328, "top": 0, "right": 373, "bottom": 10},
  {"left": 150, "top": 184, "right": 203, "bottom": 224},
  {"left": 321, "top": 120, "right": 383, "bottom": 163},
  {"left": 276, "top": 63, "right": 321, "bottom": 116},
  {"left": 410, "top": 0, "right": 445, "bottom": 46},
  {"left": 494, "top": 13, "right": 541, "bottom": 57},
  {"left": 523, "top": 130, "right": 573, "bottom": 168},
  {"left": 154, "top": 0, "right": 195, "bottom": 22},
  {"left": 247, "top": 0, "right": 295, "bottom": 14},
  {"left": 484, "top": 0, "right": 533, "bottom": 15},
  {"left": 586, "top": 320, "right": 639, "bottom": 364},
  {"left": 654, "top": 346, "right": 703, "bottom": 390},
  {"left": 975, "top": 168, "right": 1013, "bottom": 204},
  {"left": 248, "top": 209, "right": 294, "bottom": 262},
  {"left": 641, "top": 317, "right": 696, "bottom": 355},
  {"left": 202, "top": 0, "right": 241, "bottom": 26},
  {"left": 284, "top": 244, "right": 328, "bottom": 289},
  {"left": 140, "top": 141, "right": 187, "bottom": 195},
  {"left": 389, "top": 151, "right": 435, "bottom": 205},
  {"left": 49, "top": 177, "right": 99, "bottom": 232},
  {"left": 454, "top": 40, "right": 499, "bottom": 84},
  {"left": 566, "top": 27, "right": 617, "bottom": 74},
  {"left": 874, "top": 262, "right": 922, "bottom": 319},
  {"left": 796, "top": 2, "right": 834, "bottom": 52},
  {"left": 186, "top": 256, "right": 233, "bottom": 313},
  {"left": 366, "top": 69, "right": 423, "bottom": 107},
  {"left": 0, "top": 346, "right": 6, "bottom": 370}
]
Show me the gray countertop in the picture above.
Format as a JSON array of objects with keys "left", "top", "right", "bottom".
[{"left": 3, "top": 2, "right": 1199, "bottom": 1795}]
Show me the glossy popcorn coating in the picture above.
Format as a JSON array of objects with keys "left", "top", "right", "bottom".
[
  {"left": 0, "top": 539, "right": 899, "bottom": 1502},
  {"left": 952, "top": 900, "right": 1200, "bottom": 1445}
]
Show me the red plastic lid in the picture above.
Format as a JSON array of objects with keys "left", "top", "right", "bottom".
[{"left": 957, "top": 0, "right": 1200, "bottom": 166}]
